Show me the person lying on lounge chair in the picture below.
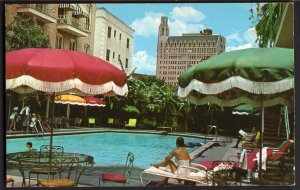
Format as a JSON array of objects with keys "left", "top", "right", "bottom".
[
  {"left": 232, "top": 127, "right": 258, "bottom": 148},
  {"left": 151, "top": 137, "right": 191, "bottom": 177}
]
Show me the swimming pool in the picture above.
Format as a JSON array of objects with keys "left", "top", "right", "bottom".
[{"left": 6, "top": 132, "right": 204, "bottom": 169}]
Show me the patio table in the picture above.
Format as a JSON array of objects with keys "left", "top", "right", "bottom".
[
  {"left": 7, "top": 151, "right": 94, "bottom": 187},
  {"left": 7, "top": 151, "right": 93, "bottom": 167}
]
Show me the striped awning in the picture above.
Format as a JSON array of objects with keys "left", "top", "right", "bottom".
[
  {"left": 58, "top": 4, "right": 77, "bottom": 11},
  {"left": 58, "top": 4, "right": 89, "bottom": 17}
]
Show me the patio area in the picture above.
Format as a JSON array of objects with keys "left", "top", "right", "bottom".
[{"left": 6, "top": 127, "right": 294, "bottom": 187}]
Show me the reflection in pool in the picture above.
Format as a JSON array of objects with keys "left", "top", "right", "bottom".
[{"left": 6, "top": 132, "right": 204, "bottom": 169}]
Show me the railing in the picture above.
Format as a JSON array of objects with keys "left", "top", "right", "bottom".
[
  {"left": 283, "top": 106, "right": 290, "bottom": 139},
  {"left": 57, "top": 15, "right": 88, "bottom": 32},
  {"left": 18, "top": 4, "right": 52, "bottom": 17}
]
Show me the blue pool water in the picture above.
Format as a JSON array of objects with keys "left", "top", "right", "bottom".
[{"left": 6, "top": 132, "right": 204, "bottom": 169}]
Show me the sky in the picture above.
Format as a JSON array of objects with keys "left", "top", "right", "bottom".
[{"left": 96, "top": 3, "right": 258, "bottom": 75}]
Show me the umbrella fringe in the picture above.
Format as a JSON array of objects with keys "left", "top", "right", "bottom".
[
  {"left": 182, "top": 95, "right": 292, "bottom": 108},
  {"left": 178, "top": 76, "right": 294, "bottom": 97},
  {"left": 54, "top": 101, "right": 106, "bottom": 107},
  {"left": 6, "top": 75, "right": 128, "bottom": 96}
]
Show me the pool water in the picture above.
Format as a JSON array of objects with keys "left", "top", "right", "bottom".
[{"left": 6, "top": 132, "right": 204, "bottom": 169}]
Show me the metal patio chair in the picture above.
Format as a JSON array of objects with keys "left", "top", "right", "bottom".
[{"left": 99, "top": 152, "right": 135, "bottom": 186}]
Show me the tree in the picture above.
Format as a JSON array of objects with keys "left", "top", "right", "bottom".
[
  {"left": 250, "top": 3, "right": 285, "bottom": 47},
  {"left": 5, "top": 16, "right": 51, "bottom": 51}
]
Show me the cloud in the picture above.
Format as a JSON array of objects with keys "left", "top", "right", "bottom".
[
  {"left": 170, "top": 6, "right": 206, "bottom": 22},
  {"left": 226, "top": 32, "right": 243, "bottom": 43},
  {"left": 130, "top": 6, "right": 206, "bottom": 37},
  {"left": 130, "top": 12, "right": 164, "bottom": 37},
  {"left": 131, "top": 51, "right": 156, "bottom": 75},
  {"left": 243, "top": 27, "right": 257, "bottom": 44},
  {"left": 225, "top": 27, "right": 257, "bottom": 52}
]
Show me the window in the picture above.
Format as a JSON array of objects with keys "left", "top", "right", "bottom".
[
  {"left": 58, "top": 8, "right": 64, "bottom": 17},
  {"left": 106, "top": 49, "right": 110, "bottom": 61},
  {"left": 113, "top": 52, "right": 115, "bottom": 59},
  {"left": 69, "top": 39, "right": 76, "bottom": 50},
  {"left": 114, "top": 30, "right": 116, "bottom": 38},
  {"left": 86, "top": 17, "right": 90, "bottom": 31},
  {"left": 86, "top": 5, "right": 91, "bottom": 31},
  {"left": 125, "top": 58, "right": 129, "bottom": 69},
  {"left": 126, "top": 38, "right": 130, "bottom": 49},
  {"left": 84, "top": 44, "right": 90, "bottom": 54},
  {"left": 107, "top": 26, "right": 111, "bottom": 38},
  {"left": 55, "top": 34, "right": 63, "bottom": 49},
  {"left": 119, "top": 33, "right": 122, "bottom": 40}
]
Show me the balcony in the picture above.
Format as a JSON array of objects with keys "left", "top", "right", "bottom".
[
  {"left": 17, "top": 4, "right": 56, "bottom": 23},
  {"left": 57, "top": 15, "right": 88, "bottom": 37}
]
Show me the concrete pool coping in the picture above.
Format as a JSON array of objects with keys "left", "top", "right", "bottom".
[{"left": 6, "top": 127, "right": 215, "bottom": 140}]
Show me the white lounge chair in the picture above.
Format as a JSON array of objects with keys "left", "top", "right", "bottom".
[{"left": 140, "top": 165, "right": 211, "bottom": 186}]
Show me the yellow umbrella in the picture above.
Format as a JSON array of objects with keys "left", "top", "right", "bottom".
[
  {"left": 55, "top": 95, "right": 86, "bottom": 105},
  {"left": 55, "top": 95, "right": 86, "bottom": 120}
]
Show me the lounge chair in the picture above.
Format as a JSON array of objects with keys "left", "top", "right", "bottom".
[
  {"left": 124, "top": 119, "right": 137, "bottom": 128},
  {"left": 267, "top": 140, "right": 294, "bottom": 162},
  {"left": 99, "top": 152, "right": 134, "bottom": 186},
  {"left": 107, "top": 118, "right": 114, "bottom": 127},
  {"left": 191, "top": 161, "right": 241, "bottom": 186},
  {"left": 88, "top": 118, "right": 96, "bottom": 128},
  {"left": 74, "top": 117, "right": 82, "bottom": 127},
  {"left": 140, "top": 165, "right": 210, "bottom": 186},
  {"left": 107, "top": 118, "right": 120, "bottom": 127}
]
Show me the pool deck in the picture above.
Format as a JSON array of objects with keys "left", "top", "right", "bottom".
[
  {"left": 6, "top": 127, "right": 244, "bottom": 187},
  {"left": 6, "top": 126, "right": 214, "bottom": 139}
]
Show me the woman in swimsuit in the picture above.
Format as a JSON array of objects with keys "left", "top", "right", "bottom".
[{"left": 151, "top": 137, "right": 191, "bottom": 176}]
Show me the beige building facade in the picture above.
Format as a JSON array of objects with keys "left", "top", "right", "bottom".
[
  {"left": 5, "top": 4, "right": 96, "bottom": 55},
  {"left": 156, "top": 16, "right": 226, "bottom": 85},
  {"left": 94, "top": 8, "right": 134, "bottom": 72}
]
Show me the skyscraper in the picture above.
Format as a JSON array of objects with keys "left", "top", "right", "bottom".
[{"left": 156, "top": 16, "right": 226, "bottom": 85}]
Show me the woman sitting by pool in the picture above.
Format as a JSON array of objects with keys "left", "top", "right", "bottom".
[{"left": 151, "top": 137, "right": 191, "bottom": 177}]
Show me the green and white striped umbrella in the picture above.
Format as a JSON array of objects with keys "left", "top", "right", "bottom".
[
  {"left": 232, "top": 104, "right": 254, "bottom": 115},
  {"left": 178, "top": 48, "right": 294, "bottom": 108}
]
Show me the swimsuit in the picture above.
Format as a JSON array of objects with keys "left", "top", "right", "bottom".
[{"left": 175, "top": 159, "right": 190, "bottom": 176}]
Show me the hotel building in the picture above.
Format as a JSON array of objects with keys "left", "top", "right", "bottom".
[
  {"left": 5, "top": 4, "right": 96, "bottom": 54},
  {"left": 94, "top": 8, "right": 134, "bottom": 72},
  {"left": 156, "top": 16, "right": 226, "bottom": 85}
]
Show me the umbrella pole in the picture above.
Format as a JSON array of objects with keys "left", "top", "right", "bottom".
[
  {"left": 85, "top": 106, "right": 87, "bottom": 120},
  {"left": 67, "top": 104, "right": 70, "bottom": 120},
  {"left": 49, "top": 92, "right": 55, "bottom": 176},
  {"left": 45, "top": 97, "right": 50, "bottom": 119},
  {"left": 259, "top": 104, "right": 264, "bottom": 183}
]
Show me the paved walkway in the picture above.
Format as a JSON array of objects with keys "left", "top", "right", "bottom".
[{"left": 6, "top": 127, "right": 243, "bottom": 187}]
